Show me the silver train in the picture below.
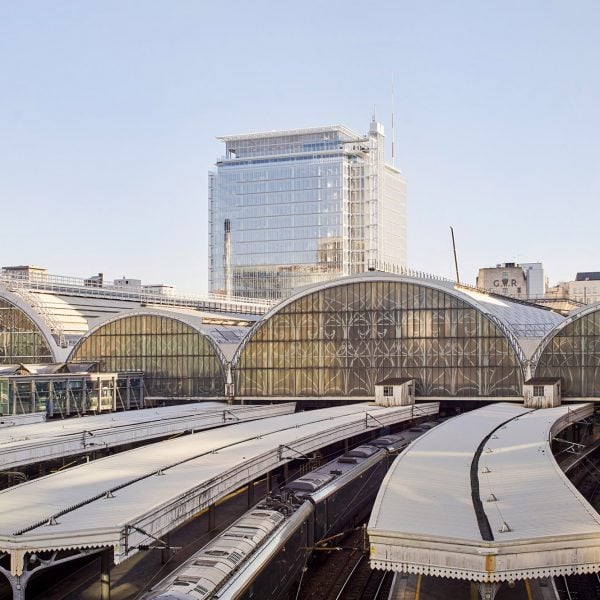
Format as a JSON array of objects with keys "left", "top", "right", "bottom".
[{"left": 143, "top": 425, "right": 434, "bottom": 600}]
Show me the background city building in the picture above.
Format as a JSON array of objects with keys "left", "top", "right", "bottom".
[
  {"left": 209, "top": 119, "right": 407, "bottom": 301},
  {"left": 476, "top": 262, "right": 545, "bottom": 300},
  {"left": 476, "top": 263, "right": 600, "bottom": 310},
  {"left": 546, "top": 272, "right": 600, "bottom": 305}
]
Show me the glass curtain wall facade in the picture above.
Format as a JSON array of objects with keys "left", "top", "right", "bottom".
[
  {"left": 234, "top": 280, "right": 524, "bottom": 398},
  {"left": 0, "top": 298, "right": 54, "bottom": 364},
  {"left": 535, "top": 308, "right": 600, "bottom": 397},
  {"left": 209, "top": 123, "right": 407, "bottom": 301},
  {"left": 68, "top": 315, "right": 226, "bottom": 397}
]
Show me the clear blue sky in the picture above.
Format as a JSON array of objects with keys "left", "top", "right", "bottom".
[{"left": 1, "top": 1, "right": 599, "bottom": 293}]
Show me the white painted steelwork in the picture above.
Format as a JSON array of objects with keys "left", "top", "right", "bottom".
[
  {"left": 233, "top": 274, "right": 565, "bottom": 372},
  {"left": 0, "top": 272, "right": 271, "bottom": 314},
  {"left": 0, "top": 402, "right": 438, "bottom": 576},
  {"left": 0, "top": 403, "right": 296, "bottom": 470},
  {"left": 368, "top": 402, "right": 600, "bottom": 583}
]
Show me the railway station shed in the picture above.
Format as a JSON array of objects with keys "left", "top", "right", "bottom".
[
  {"left": 232, "top": 273, "right": 564, "bottom": 401},
  {"left": 368, "top": 402, "right": 600, "bottom": 600},
  {"left": 532, "top": 301, "right": 600, "bottom": 398},
  {"left": 0, "top": 401, "right": 438, "bottom": 599}
]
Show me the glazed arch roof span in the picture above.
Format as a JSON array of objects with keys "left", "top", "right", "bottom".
[
  {"left": 247, "top": 273, "right": 564, "bottom": 361},
  {"left": 0, "top": 284, "right": 63, "bottom": 361},
  {"left": 67, "top": 307, "right": 250, "bottom": 365},
  {"left": 530, "top": 300, "right": 600, "bottom": 367}
]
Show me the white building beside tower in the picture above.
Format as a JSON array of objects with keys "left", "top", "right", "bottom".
[{"left": 209, "top": 119, "right": 407, "bottom": 300}]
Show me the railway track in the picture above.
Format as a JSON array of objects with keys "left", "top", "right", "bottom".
[
  {"left": 333, "top": 555, "right": 392, "bottom": 600},
  {"left": 556, "top": 573, "right": 600, "bottom": 600},
  {"left": 557, "top": 451, "right": 600, "bottom": 600},
  {"left": 298, "top": 524, "right": 393, "bottom": 600}
]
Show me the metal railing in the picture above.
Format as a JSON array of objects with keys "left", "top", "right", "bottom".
[
  {"left": 0, "top": 272, "right": 274, "bottom": 315},
  {"left": 366, "top": 260, "right": 455, "bottom": 284}
]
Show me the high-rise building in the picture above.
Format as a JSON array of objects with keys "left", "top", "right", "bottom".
[{"left": 209, "top": 119, "right": 407, "bottom": 300}]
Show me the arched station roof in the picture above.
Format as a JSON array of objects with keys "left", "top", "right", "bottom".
[
  {"left": 232, "top": 274, "right": 555, "bottom": 398},
  {"left": 234, "top": 273, "right": 562, "bottom": 365},
  {"left": 67, "top": 308, "right": 240, "bottom": 397},
  {"left": 0, "top": 284, "right": 62, "bottom": 363},
  {"left": 4, "top": 287, "right": 259, "bottom": 352},
  {"left": 532, "top": 301, "right": 600, "bottom": 397}
]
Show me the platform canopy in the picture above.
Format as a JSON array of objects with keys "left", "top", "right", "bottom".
[
  {"left": 0, "top": 401, "right": 438, "bottom": 577},
  {"left": 368, "top": 402, "right": 600, "bottom": 583},
  {"left": 0, "top": 402, "right": 296, "bottom": 470}
]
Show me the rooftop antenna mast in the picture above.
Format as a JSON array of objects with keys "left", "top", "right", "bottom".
[{"left": 450, "top": 226, "right": 461, "bottom": 284}]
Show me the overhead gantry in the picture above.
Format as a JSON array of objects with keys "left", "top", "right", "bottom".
[{"left": 368, "top": 402, "right": 600, "bottom": 600}]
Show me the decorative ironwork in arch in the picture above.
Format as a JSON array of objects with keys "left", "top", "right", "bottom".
[
  {"left": 234, "top": 279, "right": 524, "bottom": 398},
  {"left": 533, "top": 304, "right": 600, "bottom": 397}
]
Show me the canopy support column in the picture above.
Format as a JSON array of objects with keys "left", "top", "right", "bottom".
[
  {"left": 0, "top": 548, "right": 101, "bottom": 600},
  {"left": 208, "top": 504, "right": 216, "bottom": 531},
  {"left": 161, "top": 533, "right": 171, "bottom": 565},
  {"left": 101, "top": 547, "right": 113, "bottom": 600},
  {"left": 477, "top": 582, "right": 501, "bottom": 600},
  {"left": 247, "top": 480, "right": 255, "bottom": 507}
]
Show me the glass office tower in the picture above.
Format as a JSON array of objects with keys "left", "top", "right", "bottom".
[{"left": 209, "top": 120, "right": 407, "bottom": 300}]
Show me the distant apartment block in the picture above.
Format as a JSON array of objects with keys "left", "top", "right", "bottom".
[
  {"left": 476, "top": 262, "right": 545, "bottom": 300},
  {"left": 209, "top": 119, "right": 407, "bottom": 300},
  {"left": 546, "top": 272, "right": 600, "bottom": 305}
]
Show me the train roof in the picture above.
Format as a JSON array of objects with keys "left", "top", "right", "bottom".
[
  {"left": 146, "top": 506, "right": 286, "bottom": 599},
  {"left": 286, "top": 432, "right": 412, "bottom": 499}
]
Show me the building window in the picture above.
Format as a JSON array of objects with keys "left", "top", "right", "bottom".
[
  {"left": 383, "top": 386, "right": 394, "bottom": 397},
  {"left": 533, "top": 385, "right": 545, "bottom": 397}
]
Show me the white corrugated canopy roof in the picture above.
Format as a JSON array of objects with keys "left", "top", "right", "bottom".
[
  {"left": 0, "top": 402, "right": 439, "bottom": 575},
  {"left": 368, "top": 402, "right": 600, "bottom": 582}
]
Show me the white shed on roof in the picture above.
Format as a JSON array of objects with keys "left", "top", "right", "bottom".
[
  {"left": 374, "top": 378, "right": 415, "bottom": 407},
  {"left": 523, "top": 377, "right": 561, "bottom": 408}
]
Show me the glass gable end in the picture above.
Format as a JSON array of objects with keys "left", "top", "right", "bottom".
[
  {"left": 0, "top": 298, "right": 54, "bottom": 364},
  {"left": 234, "top": 280, "right": 523, "bottom": 398},
  {"left": 535, "top": 308, "right": 600, "bottom": 397},
  {"left": 68, "top": 315, "right": 226, "bottom": 397}
]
